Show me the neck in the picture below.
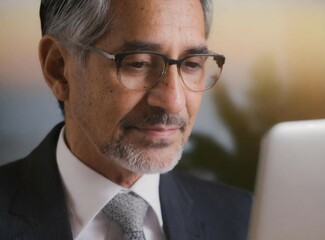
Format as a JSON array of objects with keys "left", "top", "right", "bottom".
[{"left": 63, "top": 120, "right": 142, "bottom": 188}]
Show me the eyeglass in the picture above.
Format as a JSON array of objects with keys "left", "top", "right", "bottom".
[{"left": 81, "top": 44, "right": 225, "bottom": 92}]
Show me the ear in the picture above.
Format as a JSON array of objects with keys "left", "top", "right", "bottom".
[{"left": 39, "top": 36, "right": 69, "bottom": 102}]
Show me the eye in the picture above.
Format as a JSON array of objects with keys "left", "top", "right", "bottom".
[
  {"left": 123, "top": 60, "right": 152, "bottom": 70},
  {"left": 128, "top": 61, "right": 148, "bottom": 69},
  {"left": 182, "top": 56, "right": 206, "bottom": 73},
  {"left": 129, "top": 62, "right": 148, "bottom": 68},
  {"left": 121, "top": 53, "right": 153, "bottom": 70},
  {"left": 184, "top": 61, "right": 201, "bottom": 69}
]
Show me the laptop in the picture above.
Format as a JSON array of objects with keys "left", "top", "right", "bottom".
[{"left": 248, "top": 119, "right": 325, "bottom": 240}]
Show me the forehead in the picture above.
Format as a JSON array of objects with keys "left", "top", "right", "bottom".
[{"left": 99, "top": 0, "right": 206, "bottom": 53}]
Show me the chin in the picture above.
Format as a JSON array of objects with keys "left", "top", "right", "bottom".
[
  {"left": 106, "top": 143, "right": 184, "bottom": 174},
  {"left": 101, "top": 129, "right": 187, "bottom": 174}
]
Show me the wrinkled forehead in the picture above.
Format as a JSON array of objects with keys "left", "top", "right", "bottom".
[
  {"left": 100, "top": 0, "right": 206, "bottom": 53},
  {"left": 112, "top": 0, "right": 205, "bottom": 33}
]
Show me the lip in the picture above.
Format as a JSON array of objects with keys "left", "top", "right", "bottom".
[{"left": 133, "top": 125, "right": 180, "bottom": 138}]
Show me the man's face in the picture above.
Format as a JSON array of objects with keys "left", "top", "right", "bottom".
[{"left": 64, "top": 0, "right": 206, "bottom": 175}]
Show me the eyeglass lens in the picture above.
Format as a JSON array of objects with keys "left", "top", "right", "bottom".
[{"left": 117, "top": 53, "right": 222, "bottom": 91}]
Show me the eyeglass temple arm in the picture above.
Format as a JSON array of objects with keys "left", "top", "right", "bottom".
[{"left": 81, "top": 44, "right": 116, "bottom": 61}]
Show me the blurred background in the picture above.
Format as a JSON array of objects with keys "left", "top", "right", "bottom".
[{"left": 1, "top": 0, "right": 325, "bottom": 192}]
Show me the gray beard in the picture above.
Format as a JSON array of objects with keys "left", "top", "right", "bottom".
[
  {"left": 103, "top": 134, "right": 184, "bottom": 174},
  {"left": 102, "top": 108, "right": 189, "bottom": 174}
]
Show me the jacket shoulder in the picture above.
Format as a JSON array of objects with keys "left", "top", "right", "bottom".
[
  {"left": 164, "top": 170, "right": 252, "bottom": 239},
  {"left": 169, "top": 170, "right": 252, "bottom": 204},
  {"left": 0, "top": 159, "right": 27, "bottom": 207},
  {"left": 0, "top": 122, "right": 64, "bottom": 205}
]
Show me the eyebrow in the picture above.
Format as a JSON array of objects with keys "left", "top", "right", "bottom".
[
  {"left": 118, "top": 40, "right": 209, "bottom": 56},
  {"left": 184, "top": 46, "right": 209, "bottom": 55},
  {"left": 118, "top": 40, "right": 163, "bottom": 52}
]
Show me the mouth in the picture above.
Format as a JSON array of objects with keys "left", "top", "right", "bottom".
[
  {"left": 136, "top": 126, "right": 180, "bottom": 137},
  {"left": 124, "top": 124, "right": 180, "bottom": 141},
  {"left": 120, "top": 110, "right": 189, "bottom": 143}
]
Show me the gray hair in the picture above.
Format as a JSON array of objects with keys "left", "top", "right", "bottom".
[
  {"left": 40, "top": 0, "right": 113, "bottom": 59},
  {"left": 40, "top": 0, "right": 214, "bottom": 55}
]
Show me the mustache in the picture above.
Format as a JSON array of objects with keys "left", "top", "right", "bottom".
[{"left": 120, "top": 109, "right": 189, "bottom": 131}]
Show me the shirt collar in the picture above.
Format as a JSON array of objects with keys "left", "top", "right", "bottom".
[
  {"left": 56, "top": 127, "right": 163, "bottom": 236},
  {"left": 131, "top": 173, "right": 163, "bottom": 228}
]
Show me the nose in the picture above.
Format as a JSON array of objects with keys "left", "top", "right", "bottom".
[{"left": 146, "top": 65, "right": 186, "bottom": 114}]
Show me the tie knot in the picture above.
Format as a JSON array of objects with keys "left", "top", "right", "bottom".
[{"left": 103, "top": 192, "right": 149, "bottom": 236}]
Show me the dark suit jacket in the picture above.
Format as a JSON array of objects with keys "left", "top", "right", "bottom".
[{"left": 0, "top": 123, "right": 252, "bottom": 240}]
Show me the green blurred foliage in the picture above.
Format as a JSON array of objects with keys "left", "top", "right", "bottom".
[{"left": 178, "top": 55, "right": 325, "bottom": 192}]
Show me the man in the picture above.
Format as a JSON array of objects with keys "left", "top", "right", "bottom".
[{"left": 0, "top": 0, "right": 251, "bottom": 239}]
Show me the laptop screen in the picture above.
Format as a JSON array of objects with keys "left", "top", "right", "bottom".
[{"left": 248, "top": 120, "right": 325, "bottom": 240}]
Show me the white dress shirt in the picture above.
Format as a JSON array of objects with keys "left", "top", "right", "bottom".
[{"left": 56, "top": 128, "right": 166, "bottom": 240}]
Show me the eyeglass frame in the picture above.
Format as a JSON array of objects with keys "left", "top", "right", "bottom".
[{"left": 80, "top": 44, "right": 226, "bottom": 92}]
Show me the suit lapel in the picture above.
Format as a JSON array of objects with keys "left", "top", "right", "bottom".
[
  {"left": 9, "top": 123, "right": 73, "bottom": 240},
  {"left": 159, "top": 172, "right": 205, "bottom": 240},
  {"left": 6, "top": 124, "right": 205, "bottom": 240}
]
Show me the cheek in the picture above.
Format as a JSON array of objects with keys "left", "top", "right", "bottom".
[
  {"left": 186, "top": 92, "right": 202, "bottom": 121},
  {"left": 76, "top": 72, "right": 144, "bottom": 132},
  {"left": 76, "top": 66, "right": 114, "bottom": 111},
  {"left": 67, "top": 67, "right": 117, "bottom": 131}
]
